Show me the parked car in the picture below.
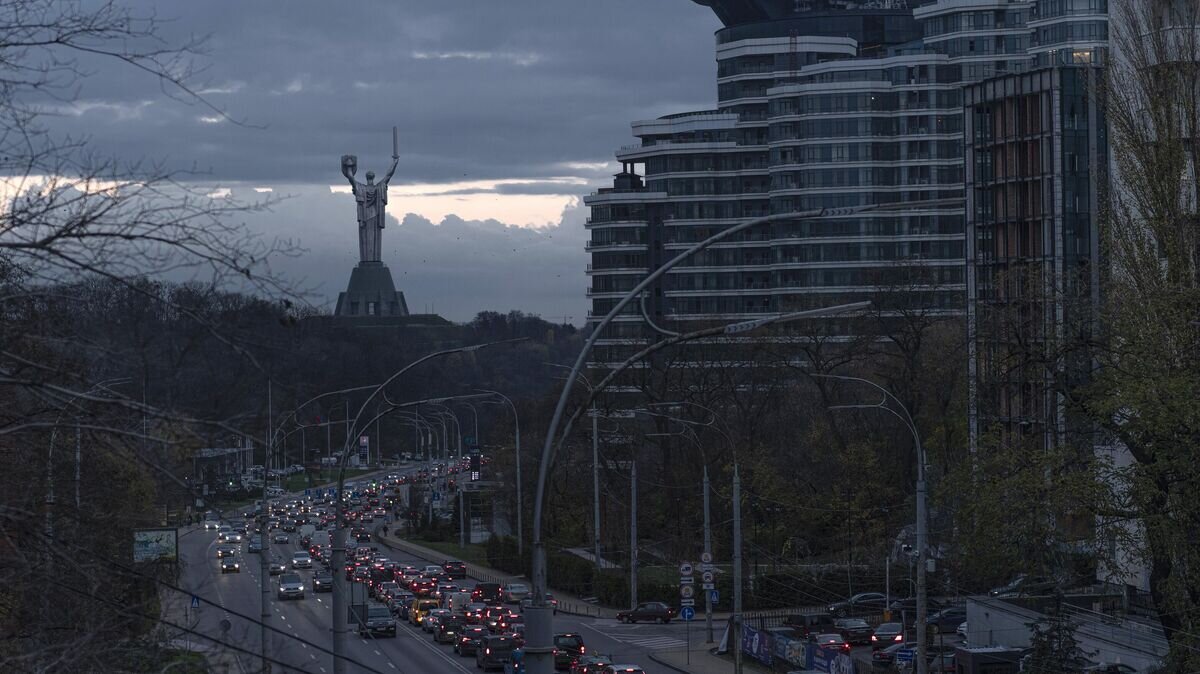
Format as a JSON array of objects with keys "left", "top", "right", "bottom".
[
  {"left": 927, "top": 606, "right": 967, "bottom": 634},
  {"left": 988, "top": 573, "right": 1058, "bottom": 597},
  {"left": 455, "top": 626, "right": 491, "bottom": 656},
  {"left": 553, "top": 633, "right": 586, "bottom": 670},
  {"left": 871, "top": 622, "right": 905, "bottom": 649},
  {"left": 828, "top": 592, "right": 888, "bottom": 617},
  {"left": 782, "top": 613, "right": 838, "bottom": 639},
  {"left": 616, "top": 602, "right": 674, "bottom": 624},
  {"left": 476, "top": 635, "right": 516, "bottom": 671},
  {"left": 872, "top": 642, "right": 909, "bottom": 669},
  {"left": 813, "top": 633, "right": 851, "bottom": 653},
  {"left": 570, "top": 655, "right": 613, "bottom": 674},
  {"left": 834, "top": 618, "right": 873, "bottom": 646}
]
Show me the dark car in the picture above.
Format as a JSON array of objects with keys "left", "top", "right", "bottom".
[
  {"left": 616, "top": 602, "right": 674, "bottom": 624},
  {"left": 871, "top": 622, "right": 906, "bottom": 649},
  {"left": 927, "top": 606, "right": 967, "bottom": 634},
  {"left": 872, "top": 642, "right": 910, "bottom": 669},
  {"left": 476, "top": 635, "right": 515, "bottom": 671},
  {"left": 813, "top": 633, "right": 851, "bottom": 653},
  {"left": 834, "top": 617, "right": 873, "bottom": 645},
  {"left": 782, "top": 613, "right": 837, "bottom": 639},
  {"left": 443, "top": 560, "right": 468, "bottom": 579},
  {"left": 312, "top": 571, "right": 334, "bottom": 593},
  {"left": 434, "top": 615, "right": 465, "bottom": 644},
  {"left": 988, "top": 573, "right": 1058, "bottom": 598},
  {"left": 455, "top": 626, "right": 491, "bottom": 656},
  {"left": 473, "top": 582, "right": 503, "bottom": 604},
  {"left": 553, "top": 633, "right": 586, "bottom": 670},
  {"left": 570, "top": 655, "right": 613, "bottom": 674},
  {"left": 357, "top": 604, "right": 396, "bottom": 638},
  {"left": 828, "top": 592, "right": 888, "bottom": 617}
]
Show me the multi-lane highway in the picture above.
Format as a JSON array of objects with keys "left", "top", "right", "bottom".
[{"left": 177, "top": 473, "right": 692, "bottom": 673}]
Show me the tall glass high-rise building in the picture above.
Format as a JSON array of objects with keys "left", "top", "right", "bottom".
[{"left": 585, "top": 0, "right": 1107, "bottom": 376}]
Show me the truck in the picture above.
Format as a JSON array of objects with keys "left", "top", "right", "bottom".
[
  {"left": 444, "top": 591, "right": 472, "bottom": 613},
  {"left": 298, "top": 524, "right": 316, "bottom": 545}
]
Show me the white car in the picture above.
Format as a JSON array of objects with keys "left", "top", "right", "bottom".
[
  {"left": 204, "top": 519, "right": 221, "bottom": 530},
  {"left": 278, "top": 573, "right": 305, "bottom": 600},
  {"left": 422, "top": 564, "right": 443, "bottom": 577},
  {"left": 291, "top": 551, "right": 313, "bottom": 569},
  {"left": 503, "top": 583, "right": 530, "bottom": 604}
]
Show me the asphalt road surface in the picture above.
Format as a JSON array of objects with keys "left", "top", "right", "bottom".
[{"left": 178, "top": 479, "right": 688, "bottom": 673}]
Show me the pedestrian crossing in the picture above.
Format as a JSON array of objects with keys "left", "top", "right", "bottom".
[
  {"left": 621, "top": 636, "right": 688, "bottom": 651},
  {"left": 583, "top": 620, "right": 692, "bottom": 652}
]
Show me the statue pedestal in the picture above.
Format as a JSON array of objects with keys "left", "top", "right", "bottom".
[{"left": 334, "top": 261, "right": 409, "bottom": 317}]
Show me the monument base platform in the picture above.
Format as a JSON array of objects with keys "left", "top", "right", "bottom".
[{"left": 334, "top": 261, "right": 409, "bottom": 317}]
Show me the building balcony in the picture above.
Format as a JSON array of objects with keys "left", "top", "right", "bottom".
[{"left": 585, "top": 241, "right": 646, "bottom": 251}]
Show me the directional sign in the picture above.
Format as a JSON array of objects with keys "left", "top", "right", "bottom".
[
  {"left": 701, "top": 571, "right": 714, "bottom": 583},
  {"left": 190, "top": 595, "right": 201, "bottom": 609},
  {"left": 679, "top": 562, "right": 693, "bottom": 576},
  {"left": 700, "top": 551, "right": 713, "bottom": 564},
  {"left": 680, "top": 585, "right": 695, "bottom": 599},
  {"left": 895, "top": 648, "right": 915, "bottom": 663},
  {"left": 709, "top": 589, "right": 719, "bottom": 604},
  {"left": 680, "top": 598, "right": 695, "bottom": 607},
  {"left": 702, "top": 583, "right": 715, "bottom": 590},
  {"left": 679, "top": 576, "right": 695, "bottom": 584},
  {"left": 680, "top": 606, "right": 696, "bottom": 622}
]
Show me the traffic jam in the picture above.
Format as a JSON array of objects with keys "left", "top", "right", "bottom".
[{"left": 207, "top": 465, "right": 647, "bottom": 674}]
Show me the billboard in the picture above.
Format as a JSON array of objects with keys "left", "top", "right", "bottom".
[
  {"left": 133, "top": 528, "right": 178, "bottom": 563},
  {"left": 741, "top": 624, "right": 773, "bottom": 666}
]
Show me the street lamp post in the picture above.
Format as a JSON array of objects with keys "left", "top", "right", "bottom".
[
  {"left": 478, "top": 390, "right": 523, "bottom": 555},
  {"left": 816, "top": 373, "right": 929, "bottom": 674},
  {"left": 544, "top": 364, "right": 603, "bottom": 572}
]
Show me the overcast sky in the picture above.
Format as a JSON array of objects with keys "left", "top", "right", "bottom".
[{"left": 50, "top": 1, "right": 723, "bottom": 323}]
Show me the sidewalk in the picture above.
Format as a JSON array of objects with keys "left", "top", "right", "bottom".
[
  {"left": 648, "top": 639, "right": 772, "bottom": 674},
  {"left": 372, "top": 526, "right": 619, "bottom": 619}
]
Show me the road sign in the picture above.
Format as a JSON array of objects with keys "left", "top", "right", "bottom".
[
  {"left": 679, "top": 598, "right": 695, "bottom": 607},
  {"left": 680, "top": 585, "right": 695, "bottom": 599},
  {"left": 680, "top": 606, "right": 696, "bottom": 621},
  {"left": 678, "top": 576, "right": 694, "bottom": 584},
  {"left": 432, "top": 492, "right": 441, "bottom": 501},
  {"left": 679, "top": 562, "right": 693, "bottom": 576},
  {"left": 701, "top": 551, "right": 713, "bottom": 564},
  {"left": 895, "top": 648, "right": 915, "bottom": 663},
  {"left": 190, "top": 595, "right": 201, "bottom": 609},
  {"left": 702, "top": 583, "right": 715, "bottom": 590},
  {"left": 304, "top": 489, "right": 310, "bottom": 496},
  {"left": 701, "top": 571, "right": 714, "bottom": 583},
  {"left": 709, "top": 589, "right": 719, "bottom": 604}
]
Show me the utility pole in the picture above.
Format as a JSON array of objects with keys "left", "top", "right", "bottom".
[
  {"left": 459, "top": 487, "right": 466, "bottom": 547},
  {"left": 733, "top": 466, "right": 743, "bottom": 674},
  {"left": 916, "top": 445, "right": 929, "bottom": 674},
  {"left": 261, "top": 380, "right": 272, "bottom": 674},
  {"left": 630, "top": 457, "right": 637, "bottom": 608},
  {"left": 592, "top": 402, "right": 601, "bottom": 571},
  {"left": 74, "top": 424, "right": 81, "bottom": 514},
  {"left": 703, "top": 466, "right": 713, "bottom": 644}
]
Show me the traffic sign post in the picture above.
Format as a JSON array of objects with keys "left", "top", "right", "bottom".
[
  {"left": 680, "top": 606, "right": 696, "bottom": 621},
  {"left": 710, "top": 589, "right": 719, "bottom": 604}
]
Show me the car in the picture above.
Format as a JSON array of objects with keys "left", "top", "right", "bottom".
[
  {"left": 476, "top": 635, "right": 516, "bottom": 671},
  {"left": 422, "top": 564, "right": 443, "bottom": 577},
  {"left": 828, "top": 592, "right": 888, "bottom": 617},
  {"left": 269, "top": 559, "right": 286, "bottom": 575},
  {"left": 357, "top": 603, "right": 397, "bottom": 638},
  {"left": 433, "top": 615, "right": 465, "bottom": 644},
  {"left": 215, "top": 545, "right": 236, "bottom": 559},
  {"left": 570, "top": 655, "right": 614, "bottom": 674},
  {"left": 216, "top": 525, "right": 233, "bottom": 541},
  {"left": 374, "top": 580, "right": 401, "bottom": 600},
  {"left": 220, "top": 557, "right": 241, "bottom": 573},
  {"left": 225, "top": 531, "right": 243, "bottom": 543},
  {"left": 927, "top": 606, "right": 967, "bottom": 634},
  {"left": 424, "top": 608, "right": 451, "bottom": 633},
  {"left": 871, "top": 622, "right": 906, "bottom": 649},
  {"left": 520, "top": 592, "right": 559, "bottom": 614},
  {"left": 956, "top": 621, "right": 968, "bottom": 640},
  {"left": 473, "top": 582, "right": 503, "bottom": 604},
  {"left": 312, "top": 571, "right": 334, "bottom": 593},
  {"left": 273, "top": 532, "right": 289, "bottom": 544},
  {"left": 834, "top": 617, "right": 873, "bottom": 645},
  {"left": 465, "top": 602, "right": 489, "bottom": 624},
  {"left": 813, "top": 633, "right": 851, "bottom": 653},
  {"left": 553, "top": 633, "right": 586, "bottom": 670},
  {"left": 278, "top": 573, "right": 305, "bottom": 599},
  {"left": 872, "top": 642, "right": 909, "bottom": 668},
  {"left": 503, "top": 582, "right": 531, "bottom": 604},
  {"left": 410, "top": 598, "right": 440, "bottom": 626},
  {"left": 616, "top": 602, "right": 674, "bottom": 624},
  {"left": 443, "top": 560, "right": 467, "bottom": 579},
  {"left": 782, "top": 613, "right": 837, "bottom": 639},
  {"left": 203, "top": 517, "right": 221, "bottom": 530},
  {"left": 456, "top": 625, "right": 491, "bottom": 656},
  {"left": 291, "top": 551, "right": 312, "bottom": 569},
  {"left": 988, "top": 573, "right": 1058, "bottom": 598},
  {"left": 599, "top": 666, "right": 646, "bottom": 674}
]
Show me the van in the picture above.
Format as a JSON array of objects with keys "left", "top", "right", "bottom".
[{"left": 410, "top": 599, "right": 440, "bottom": 626}]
